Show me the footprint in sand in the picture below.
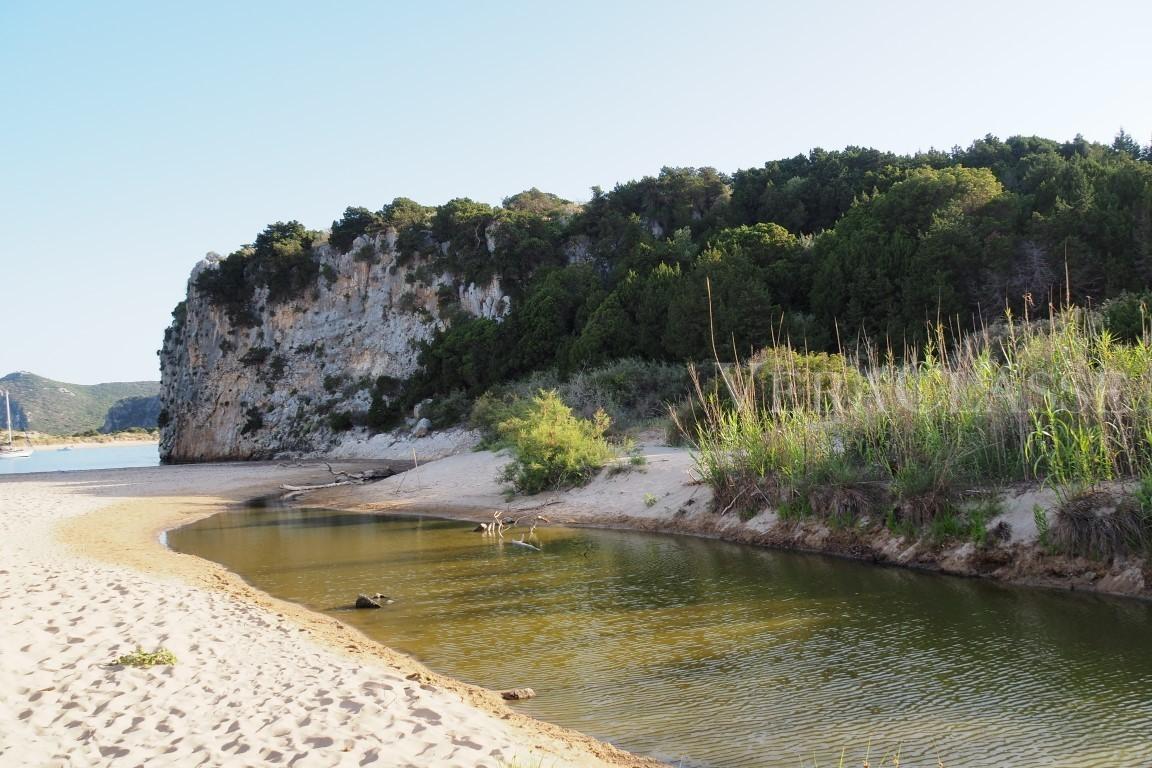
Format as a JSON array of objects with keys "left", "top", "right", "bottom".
[
  {"left": 451, "top": 735, "right": 484, "bottom": 750},
  {"left": 410, "top": 708, "right": 442, "bottom": 724}
]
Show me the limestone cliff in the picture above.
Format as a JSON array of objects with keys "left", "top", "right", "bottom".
[{"left": 159, "top": 232, "right": 509, "bottom": 462}]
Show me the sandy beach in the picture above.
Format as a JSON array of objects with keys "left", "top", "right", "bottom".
[
  {"left": 3, "top": 440, "right": 1140, "bottom": 767},
  {"left": 0, "top": 462, "right": 659, "bottom": 768},
  {"left": 19, "top": 434, "right": 160, "bottom": 451}
]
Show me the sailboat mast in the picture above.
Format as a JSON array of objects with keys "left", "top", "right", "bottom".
[{"left": 4, "top": 390, "right": 12, "bottom": 447}]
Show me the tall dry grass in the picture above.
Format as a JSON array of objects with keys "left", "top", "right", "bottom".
[{"left": 680, "top": 307, "right": 1152, "bottom": 530}]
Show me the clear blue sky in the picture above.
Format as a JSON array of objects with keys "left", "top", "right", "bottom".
[{"left": 2, "top": 0, "right": 1150, "bottom": 383}]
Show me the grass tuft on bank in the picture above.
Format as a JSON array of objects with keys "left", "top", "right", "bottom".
[{"left": 683, "top": 307, "right": 1152, "bottom": 550}]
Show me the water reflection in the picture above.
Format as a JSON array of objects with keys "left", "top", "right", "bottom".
[{"left": 168, "top": 508, "right": 1152, "bottom": 768}]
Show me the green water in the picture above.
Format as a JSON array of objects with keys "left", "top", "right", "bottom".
[{"left": 167, "top": 508, "right": 1152, "bottom": 767}]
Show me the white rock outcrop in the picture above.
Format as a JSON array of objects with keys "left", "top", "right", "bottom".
[{"left": 159, "top": 233, "right": 508, "bottom": 462}]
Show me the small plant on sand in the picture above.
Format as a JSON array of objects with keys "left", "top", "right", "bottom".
[
  {"left": 607, "top": 444, "right": 649, "bottom": 478},
  {"left": 644, "top": 492, "right": 658, "bottom": 507},
  {"left": 116, "top": 647, "right": 177, "bottom": 667},
  {"left": 965, "top": 498, "right": 1002, "bottom": 546},
  {"left": 497, "top": 390, "right": 614, "bottom": 495},
  {"left": 1033, "top": 504, "right": 1051, "bottom": 549}
]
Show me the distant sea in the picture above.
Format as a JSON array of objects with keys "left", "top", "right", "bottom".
[{"left": 0, "top": 443, "right": 159, "bottom": 475}]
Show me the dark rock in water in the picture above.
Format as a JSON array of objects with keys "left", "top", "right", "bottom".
[
  {"left": 354, "top": 593, "right": 394, "bottom": 609},
  {"left": 499, "top": 687, "right": 536, "bottom": 700}
]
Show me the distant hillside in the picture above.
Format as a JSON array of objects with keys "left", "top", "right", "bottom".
[
  {"left": 101, "top": 395, "right": 162, "bottom": 433},
  {"left": 0, "top": 372, "right": 160, "bottom": 435}
]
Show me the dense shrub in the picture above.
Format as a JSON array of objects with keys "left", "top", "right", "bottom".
[
  {"left": 750, "top": 348, "right": 865, "bottom": 413},
  {"left": 328, "top": 411, "right": 354, "bottom": 431},
  {"left": 559, "top": 359, "right": 691, "bottom": 432},
  {"left": 366, "top": 375, "right": 404, "bottom": 431},
  {"left": 468, "top": 359, "right": 690, "bottom": 440},
  {"left": 496, "top": 390, "right": 614, "bottom": 494},
  {"left": 195, "top": 221, "right": 320, "bottom": 324},
  {"left": 470, "top": 389, "right": 535, "bottom": 444},
  {"left": 239, "top": 346, "right": 271, "bottom": 366},
  {"left": 423, "top": 390, "right": 471, "bottom": 429},
  {"left": 330, "top": 206, "right": 383, "bottom": 253},
  {"left": 240, "top": 407, "right": 264, "bottom": 436},
  {"left": 1102, "top": 291, "right": 1152, "bottom": 342},
  {"left": 251, "top": 221, "right": 321, "bottom": 303}
]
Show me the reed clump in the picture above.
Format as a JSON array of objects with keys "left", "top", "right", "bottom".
[
  {"left": 682, "top": 307, "right": 1152, "bottom": 545},
  {"left": 1050, "top": 482, "right": 1152, "bottom": 560}
]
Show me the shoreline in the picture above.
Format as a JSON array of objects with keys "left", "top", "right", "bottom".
[
  {"left": 4, "top": 446, "right": 1148, "bottom": 767},
  {"left": 21, "top": 436, "right": 159, "bottom": 451},
  {"left": 0, "top": 463, "right": 659, "bottom": 768},
  {"left": 308, "top": 446, "right": 1152, "bottom": 603}
]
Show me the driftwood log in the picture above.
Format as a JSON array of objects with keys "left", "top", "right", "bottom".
[
  {"left": 280, "top": 463, "right": 395, "bottom": 499},
  {"left": 473, "top": 509, "right": 556, "bottom": 537}
]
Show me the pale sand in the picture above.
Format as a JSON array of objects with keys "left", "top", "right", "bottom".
[
  {"left": 20, "top": 435, "right": 159, "bottom": 450},
  {"left": 309, "top": 448, "right": 708, "bottom": 525},
  {"left": 0, "top": 463, "right": 659, "bottom": 768}
]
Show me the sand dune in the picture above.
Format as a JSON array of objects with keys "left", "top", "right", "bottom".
[{"left": 0, "top": 464, "right": 654, "bottom": 768}]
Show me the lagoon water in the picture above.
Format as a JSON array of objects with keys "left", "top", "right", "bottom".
[
  {"left": 0, "top": 443, "right": 159, "bottom": 475},
  {"left": 168, "top": 508, "right": 1152, "bottom": 768}
]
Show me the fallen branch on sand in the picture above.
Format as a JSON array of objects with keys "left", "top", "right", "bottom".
[{"left": 279, "top": 463, "right": 394, "bottom": 499}]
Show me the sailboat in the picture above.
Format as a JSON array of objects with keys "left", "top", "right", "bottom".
[{"left": 1, "top": 389, "right": 33, "bottom": 459}]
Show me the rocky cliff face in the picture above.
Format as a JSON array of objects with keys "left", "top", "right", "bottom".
[
  {"left": 159, "top": 233, "right": 509, "bottom": 462},
  {"left": 101, "top": 395, "right": 162, "bottom": 433}
]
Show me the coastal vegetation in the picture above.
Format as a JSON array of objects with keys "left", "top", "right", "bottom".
[
  {"left": 192, "top": 133, "right": 1152, "bottom": 414},
  {"left": 469, "top": 357, "right": 691, "bottom": 439},
  {"left": 495, "top": 390, "right": 614, "bottom": 494},
  {"left": 115, "top": 647, "right": 178, "bottom": 668},
  {"left": 179, "top": 131, "right": 1152, "bottom": 539},
  {"left": 685, "top": 307, "right": 1152, "bottom": 556}
]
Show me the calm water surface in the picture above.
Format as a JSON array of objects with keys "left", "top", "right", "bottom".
[
  {"left": 0, "top": 443, "right": 158, "bottom": 474},
  {"left": 168, "top": 509, "right": 1152, "bottom": 767}
]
